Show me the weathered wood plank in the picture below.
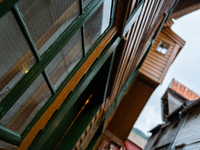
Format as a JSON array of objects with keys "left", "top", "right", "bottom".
[
  {"left": 159, "top": 44, "right": 180, "bottom": 83},
  {"left": 162, "top": 27, "right": 185, "bottom": 47},
  {"left": 119, "top": 0, "right": 153, "bottom": 88},
  {"left": 142, "top": 62, "right": 163, "bottom": 76},
  {"left": 128, "top": 0, "right": 138, "bottom": 15},
  {"left": 149, "top": 50, "right": 169, "bottom": 62},
  {"left": 143, "top": 59, "right": 164, "bottom": 72},
  {"left": 139, "top": 69, "right": 159, "bottom": 82},
  {"left": 157, "top": 33, "right": 176, "bottom": 46},
  {"left": 105, "top": 76, "right": 156, "bottom": 146},
  {"left": 140, "top": 66, "right": 160, "bottom": 79},
  {"left": 145, "top": 57, "right": 165, "bottom": 68},
  {"left": 114, "top": 0, "right": 132, "bottom": 37},
  {"left": 147, "top": 52, "right": 167, "bottom": 65}
]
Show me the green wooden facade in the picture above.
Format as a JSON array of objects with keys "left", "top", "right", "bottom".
[{"left": 0, "top": 0, "right": 179, "bottom": 149}]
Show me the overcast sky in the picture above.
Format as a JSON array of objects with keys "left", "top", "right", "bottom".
[{"left": 134, "top": 9, "right": 200, "bottom": 136}]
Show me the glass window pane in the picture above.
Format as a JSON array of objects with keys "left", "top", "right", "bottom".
[
  {"left": 84, "top": 0, "right": 112, "bottom": 53},
  {"left": 0, "top": 74, "right": 52, "bottom": 134},
  {"left": 161, "top": 48, "right": 168, "bottom": 54},
  {"left": 83, "top": 0, "right": 93, "bottom": 9},
  {"left": 45, "top": 29, "right": 83, "bottom": 90},
  {"left": 0, "top": 12, "right": 36, "bottom": 102},
  {"left": 157, "top": 41, "right": 170, "bottom": 54},
  {"left": 157, "top": 47, "right": 162, "bottom": 52},
  {"left": 17, "top": 0, "right": 80, "bottom": 55}
]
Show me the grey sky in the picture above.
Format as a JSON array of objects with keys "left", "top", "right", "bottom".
[{"left": 134, "top": 9, "right": 200, "bottom": 136}]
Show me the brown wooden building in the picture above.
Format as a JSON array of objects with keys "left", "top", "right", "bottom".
[
  {"left": 140, "top": 27, "right": 185, "bottom": 85},
  {"left": 0, "top": 0, "right": 193, "bottom": 149}
]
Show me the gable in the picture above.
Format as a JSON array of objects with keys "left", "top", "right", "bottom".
[{"left": 167, "top": 91, "right": 184, "bottom": 115}]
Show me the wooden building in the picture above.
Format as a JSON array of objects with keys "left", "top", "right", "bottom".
[
  {"left": 139, "top": 27, "right": 185, "bottom": 85},
  {"left": 161, "top": 79, "right": 200, "bottom": 122},
  {"left": 144, "top": 80, "right": 200, "bottom": 150},
  {"left": 0, "top": 0, "right": 187, "bottom": 149}
]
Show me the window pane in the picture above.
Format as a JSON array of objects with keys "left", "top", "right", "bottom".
[
  {"left": 0, "top": 12, "right": 36, "bottom": 102},
  {"left": 0, "top": 74, "right": 52, "bottom": 134},
  {"left": 83, "top": 0, "right": 93, "bottom": 9},
  {"left": 45, "top": 29, "right": 83, "bottom": 90},
  {"left": 161, "top": 48, "right": 168, "bottom": 54},
  {"left": 157, "top": 47, "right": 162, "bottom": 52},
  {"left": 84, "top": 0, "right": 112, "bottom": 53},
  {"left": 157, "top": 41, "right": 170, "bottom": 54},
  {"left": 17, "top": 0, "right": 80, "bottom": 55}
]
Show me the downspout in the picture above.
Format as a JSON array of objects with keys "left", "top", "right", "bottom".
[
  {"left": 169, "top": 100, "right": 200, "bottom": 149},
  {"left": 167, "top": 112, "right": 188, "bottom": 150}
]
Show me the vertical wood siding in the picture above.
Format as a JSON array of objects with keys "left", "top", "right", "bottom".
[{"left": 110, "top": 0, "right": 165, "bottom": 102}]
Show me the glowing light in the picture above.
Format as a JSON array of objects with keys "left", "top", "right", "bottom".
[
  {"left": 85, "top": 99, "right": 89, "bottom": 104},
  {"left": 25, "top": 70, "right": 29, "bottom": 74}
]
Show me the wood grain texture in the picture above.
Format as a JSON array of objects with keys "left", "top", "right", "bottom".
[
  {"left": 159, "top": 44, "right": 180, "bottom": 83},
  {"left": 143, "top": 59, "right": 164, "bottom": 72},
  {"left": 139, "top": 23, "right": 185, "bottom": 84},
  {"left": 105, "top": 76, "right": 156, "bottom": 145},
  {"left": 142, "top": 62, "right": 162, "bottom": 75},
  {"left": 114, "top": 0, "right": 132, "bottom": 37},
  {"left": 162, "top": 27, "right": 185, "bottom": 47},
  {"left": 140, "top": 67, "right": 160, "bottom": 80}
]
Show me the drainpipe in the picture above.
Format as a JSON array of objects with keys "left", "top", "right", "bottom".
[{"left": 167, "top": 112, "right": 188, "bottom": 150}]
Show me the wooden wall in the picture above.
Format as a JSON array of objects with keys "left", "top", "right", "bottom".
[
  {"left": 173, "top": 110, "right": 200, "bottom": 148},
  {"left": 109, "top": 0, "right": 176, "bottom": 103},
  {"left": 99, "top": 0, "right": 179, "bottom": 148},
  {"left": 139, "top": 27, "right": 185, "bottom": 84},
  {"left": 103, "top": 76, "right": 155, "bottom": 146}
]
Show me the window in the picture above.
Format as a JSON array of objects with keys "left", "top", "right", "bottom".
[
  {"left": 84, "top": 0, "right": 112, "bottom": 53},
  {"left": 0, "top": 11, "right": 36, "bottom": 102},
  {"left": 17, "top": 0, "right": 80, "bottom": 55},
  {"left": 45, "top": 29, "right": 83, "bottom": 90},
  {"left": 0, "top": 74, "right": 51, "bottom": 134},
  {"left": 0, "top": 0, "right": 114, "bottom": 144},
  {"left": 83, "top": 0, "right": 93, "bottom": 9},
  {"left": 157, "top": 41, "right": 170, "bottom": 54}
]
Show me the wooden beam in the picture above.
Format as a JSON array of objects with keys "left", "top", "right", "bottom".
[
  {"left": 171, "top": 0, "right": 200, "bottom": 19},
  {"left": 161, "top": 27, "right": 185, "bottom": 47},
  {"left": 114, "top": 0, "right": 132, "bottom": 37},
  {"left": 123, "top": 1, "right": 143, "bottom": 36},
  {"left": 103, "top": 75, "right": 157, "bottom": 146}
]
